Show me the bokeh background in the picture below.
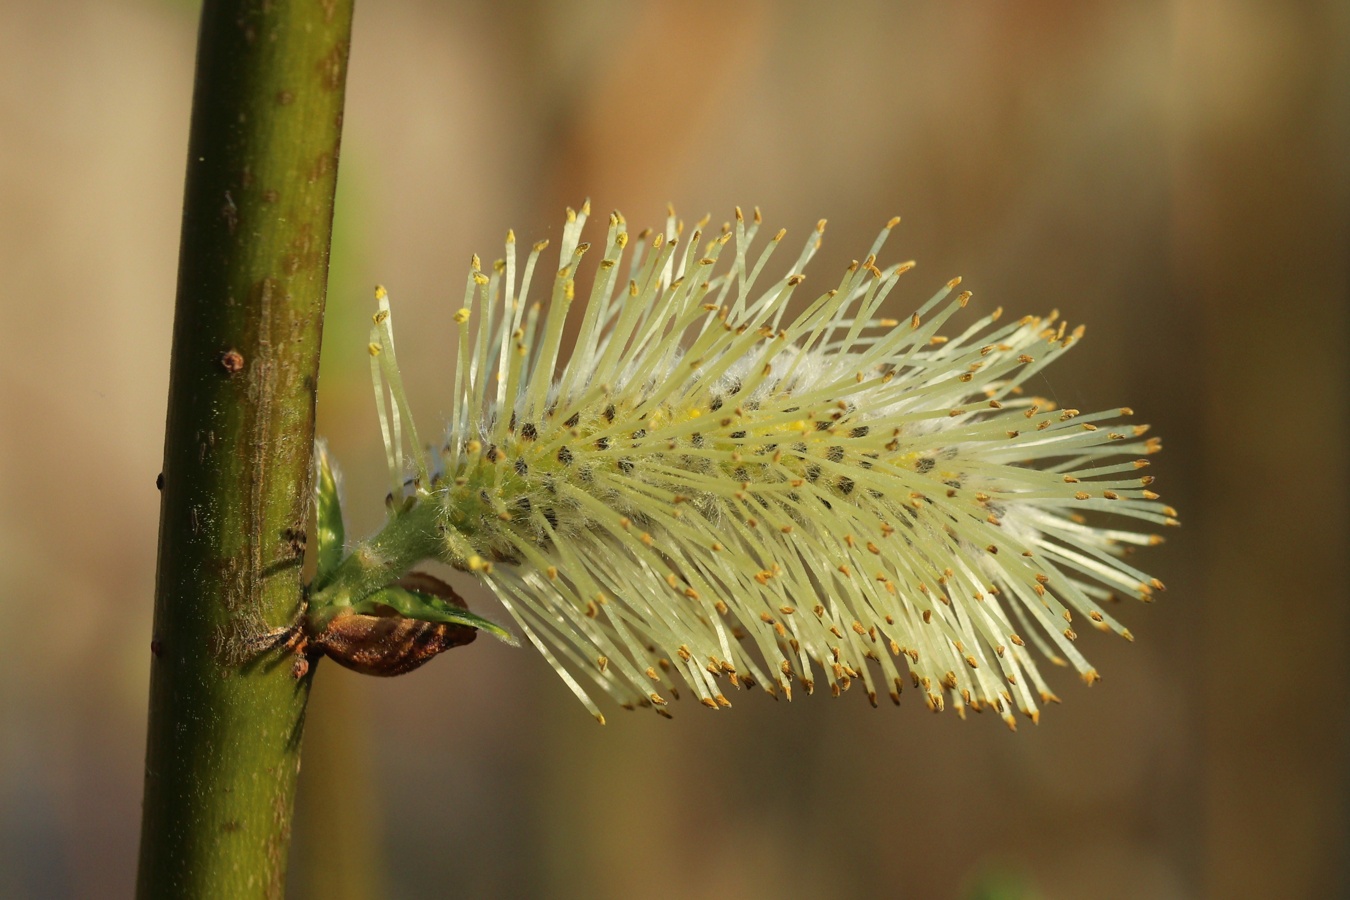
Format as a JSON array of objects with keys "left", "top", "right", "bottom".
[{"left": 1, "top": 1, "right": 1345, "bottom": 898}]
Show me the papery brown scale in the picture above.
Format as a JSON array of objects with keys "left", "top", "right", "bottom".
[{"left": 313, "top": 572, "right": 476, "bottom": 676}]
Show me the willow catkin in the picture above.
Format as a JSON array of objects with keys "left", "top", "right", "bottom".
[{"left": 363, "top": 203, "right": 1173, "bottom": 728}]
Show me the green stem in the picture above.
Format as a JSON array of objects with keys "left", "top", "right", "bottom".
[
  {"left": 137, "top": 2, "right": 354, "bottom": 897},
  {"left": 307, "top": 497, "right": 448, "bottom": 628}
]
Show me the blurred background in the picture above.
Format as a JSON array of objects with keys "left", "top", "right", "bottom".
[{"left": 0, "top": 1, "right": 1345, "bottom": 897}]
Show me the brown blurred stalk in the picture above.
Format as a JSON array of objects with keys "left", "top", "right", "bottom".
[
  {"left": 1172, "top": 2, "right": 1350, "bottom": 896},
  {"left": 289, "top": 674, "right": 384, "bottom": 900},
  {"left": 137, "top": 1, "right": 354, "bottom": 896}
]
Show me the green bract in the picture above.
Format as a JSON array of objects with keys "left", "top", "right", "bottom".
[{"left": 308, "top": 442, "right": 514, "bottom": 643}]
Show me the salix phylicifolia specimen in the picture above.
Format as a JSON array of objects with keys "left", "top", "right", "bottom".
[{"left": 306, "top": 203, "right": 1175, "bottom": 728}]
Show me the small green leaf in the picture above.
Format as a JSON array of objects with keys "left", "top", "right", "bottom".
[
  {"left": 313, "top": 440, "right": 345, "bottom": 587},
  {"left": 355, "top": 583, "right": 519, "bottom": 645}
]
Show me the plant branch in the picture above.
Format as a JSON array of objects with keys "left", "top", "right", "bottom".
[{"left": 137, "top": 1, "right": 354, "bottom": 896}]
